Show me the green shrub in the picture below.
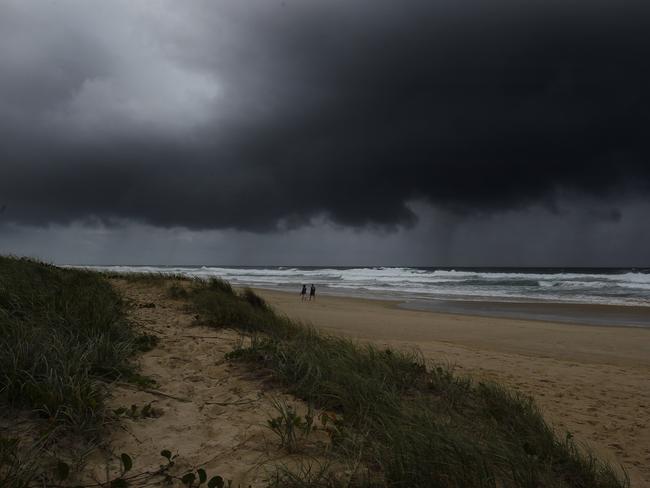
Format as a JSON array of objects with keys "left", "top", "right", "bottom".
[
  {"left": 241, "top": 287, "right": 268, "bottom": 309},
  {"left": 208, "top": 277, "right": 234, "bottom": 295}
]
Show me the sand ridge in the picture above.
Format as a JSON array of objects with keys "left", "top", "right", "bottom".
[
  {"left": 84, "top": 280, "right": 321, "bottom": 487},
  {"left": 257, "top": 289, "right": 650, "bottom": 487}
]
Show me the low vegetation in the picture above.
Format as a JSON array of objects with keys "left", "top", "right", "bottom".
[
  {"left": 0, "top": 256, "right": 155, "bottom": 486},
  {"left": 0, "top": 257, "right": 152, "bottom": 429},
  {"left": 186, "top": 279, "right": 629, "bottom": 488}
]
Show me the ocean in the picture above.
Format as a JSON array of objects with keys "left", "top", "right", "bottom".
[{"left": 79, "top": 265, "right": 650, "bottom": 307}]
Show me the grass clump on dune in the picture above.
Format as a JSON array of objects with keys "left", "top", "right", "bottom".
[
  {"left": 191, "top": 279, "right": 294, "bottom": 336},
  {"left": 0, "top": 256, "right": 146, "bottom": 431},
  {"left": 187, "top": 280, "right": 628, "bottom": 488}
]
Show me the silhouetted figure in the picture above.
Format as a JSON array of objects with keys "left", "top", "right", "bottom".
[
  {"left": 300, "top": 284, "right": 307, "bottom": 301},
  {"left": 309, "top": 284, "right": 316, "bottom": 301}
]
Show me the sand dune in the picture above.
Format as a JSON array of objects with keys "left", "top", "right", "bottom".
[
  {"left": 256, "top": 289, "right": 650, "bottom": 487},
  {"left": 84, "top": 280, "right": 322, "bottom": 487},
  {"left": 79, "top": 281, "right": 649, "bottom": 486}
]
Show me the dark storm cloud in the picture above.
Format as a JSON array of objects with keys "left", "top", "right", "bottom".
[{"left": 1, "top": 0, "right": 650, "bottom": 231}]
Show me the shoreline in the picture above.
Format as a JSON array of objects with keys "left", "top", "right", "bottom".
[
  {"left": 75, "top": 266, "right": 650, "bottom": 323},
  {"left": 245, "top": 284, "right": 650, "bottom": 329},
  {"left": 253, "top": 288, "right": 650, "bottom": 367},
  {"left": 398, "top": 297, "right": 650, "bottom": 328}
]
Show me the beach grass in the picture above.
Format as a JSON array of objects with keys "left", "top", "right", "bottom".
[
  {"left": 187, "top": 280, "right": 629, "bottom": 488},
  {"left": 0, "top": 257, "right": 153, "bottom": 486},
  {"left": 0, "top": 256, "right": 149, "bottom": 429}
]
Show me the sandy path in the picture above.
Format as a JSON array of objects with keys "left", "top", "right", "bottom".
[
  {"left": 257, "top": 289, "right": 650, "bottom": 487},
  {"left": 87, "top": 280, "right": 316, "bottom": 487}
]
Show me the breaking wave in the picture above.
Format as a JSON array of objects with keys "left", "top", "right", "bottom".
[{"left": 74, "top": 265, "right": 650, "bottom": 307}]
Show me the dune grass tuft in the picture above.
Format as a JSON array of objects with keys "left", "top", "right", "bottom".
[
  {"left": 188, "top": 282, "right": 628, "bottom": 488},
  {"left": 0, "top": 256, "right": 145, "bottom": 432}
]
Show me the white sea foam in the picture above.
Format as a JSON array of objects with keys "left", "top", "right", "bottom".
[{"left": 72, "top": 265, "right": 650, "bottom": 307}]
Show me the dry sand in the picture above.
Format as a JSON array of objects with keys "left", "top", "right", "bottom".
[
  {"left": 82, "top": 280, "right": 327, "bottom": 487},
  {"left": 256, "top": 289, "right": 650, "bottom": 487}
]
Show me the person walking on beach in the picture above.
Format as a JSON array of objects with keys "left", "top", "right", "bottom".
[
  {"left": 309, "top": 284, "right": 316, "bottom": 301},
  {"left": 300, "top": 284, "right": 307, "bottom": 301}
]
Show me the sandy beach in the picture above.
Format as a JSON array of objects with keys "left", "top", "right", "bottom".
[
  {"left": 256, "top": 289, "right": 650, "bottom": 486},
  {"left": 5, "top": 265, "right": 646, "bottom": 486}
]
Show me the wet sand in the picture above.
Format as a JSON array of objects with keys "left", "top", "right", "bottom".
[
  {"left": 401, "top": 298, "right": 650, "bottom": 328},
  {"left": 256, "top": 289, "right": 650, "bottom": 486}
]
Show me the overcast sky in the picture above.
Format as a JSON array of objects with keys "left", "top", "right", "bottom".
[{"left": 1, "top": 0, "right": 649, "bottom": 266}]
